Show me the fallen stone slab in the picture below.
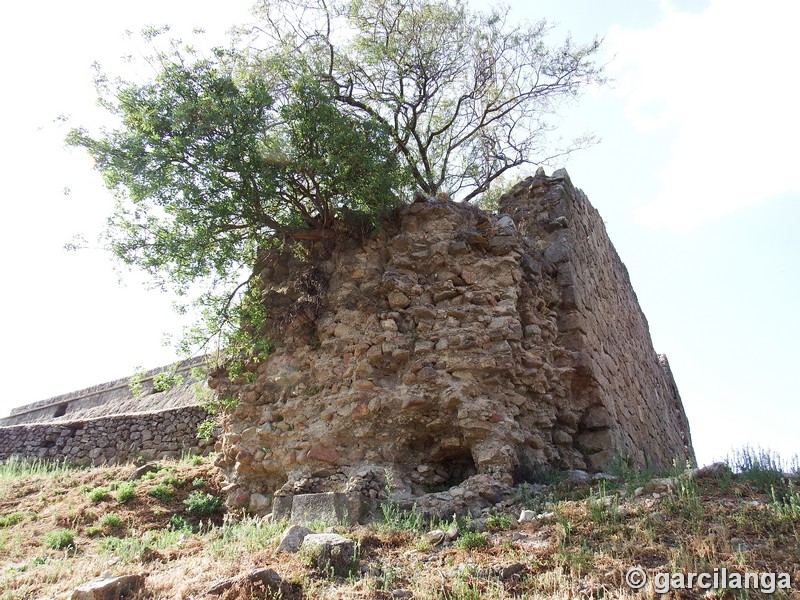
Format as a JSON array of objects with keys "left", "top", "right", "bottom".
[
  {"left": 206, "top": 567, "right": 282, "bottom": 596},
  {"left": 279, "top": 492, "right": 366, "bottom": 525},
  {"left": 277, "top": 524, "right": 311, "bottom": 553},
  {"left": 301, "top": 533, "right": 356, "bottom": 577},
  {"left": 72, "top": 572, "right": 144, "bottom": 600}
]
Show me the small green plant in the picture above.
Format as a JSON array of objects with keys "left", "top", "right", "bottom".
[
  {"left": 85, "top": 525, "right": 103, "bottom": 537},
  {"left": 196, "top": 420, "right": 216, "bottom": 441},
  {"left": 169, "top": 514, "right": 193, "bottom": 531},
  {"left": 115, "top": 482, "right": 136, "bottom": 503},
  {"left": 128, "top": 368, "right": 147, "bottom": 398},
  {"left": 148, "top": 483, "right": 175, "bottom": 503},
  {"left": 183, "top": 491, "right": 223, "bottom": 516},
  {"left": 485, "top": 512, "right": 513, "bottom": 530},
  {"left": 87, "top": 487, "right": 111, "bottom": 503},
  {"left": 191, "top": 477, "right": 206, "bottom": 488},
  {"left": 0, "top": 512, "right": 25, "bottom": 527},
  {"left": 152, "top": 370, "right": 184, "bottom": 392},
  {"left": 454, "top": 530, "right": 488, "bottom": 550},
  {"left": 160, "top": 474, "right": 183, "bottom": 488},
  {"left": 189, "top": 455, "right": 204, "bottom": 466},
  {"left": 99, "top": 512, "right": 123, "bottom": 529},
  {"left": 43, "top": 528, "right": 76, "bottom": 550}
]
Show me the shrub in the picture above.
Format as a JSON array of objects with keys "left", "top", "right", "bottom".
[
  {"left": 43, "top": 528, "right": 76, "bottom": 550},
  {"left": 148, "top": 483, "right": 175, "bottom": 503},
  {"left": 455, "top": 531, "right": 488, "bottom": 550},
  {"left": 192, "top": 477, "right": 206, "bottom": 489},
  {"left": 485, "top": 513, "right": 513, "bottom": 530},
  {"left": 115, "top": 482, "right": 136, "bottom": 503},
  {"left": 99, "top": 512, "right": 123, "bottom": 528},
  {"left": 169, "top": 514, "right": 192, "bottom": 531},
  {"left": 0, "top": 512, "right": 25, "bottom": 527},
  {"left": 152, "top": 371, "right": 184, "bottom": 392},
  {"left": 183, "top": 491, "right": 223, "bottom": 516},
  {"left": 87, "top": 487, "right": 111, "bottom": 503},
  {"left": 160, "top": 474, "right": 183, "bottom": 488}
]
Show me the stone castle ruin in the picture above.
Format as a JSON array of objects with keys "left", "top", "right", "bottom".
[
  {"left": 209, "top": 169, "right": 694, "bottom": 517},
  {"left": 0, "top": 169, "right": 693, "bottom": 519}
]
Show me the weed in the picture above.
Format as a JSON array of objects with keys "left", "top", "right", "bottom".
[
  {"left": 87, "top": 487, "right": 111, "bottom": 503},
  {"left": 160, "top": 474, "right": 183, "bottom": 488},
  {"left": 191, "top": 477, "right": 206, "bottom": 488},
  {"left": 114, "top": 482, "right": 136, "bottom": 503},
  {"left": 98, "top": 512, "right": 123, "bottom": 529},
  {"left": 455, "top": 531, "right": 488, "bottom": 550},
  {"left": 484, "top": 512, "right": 513, "bottom": 530},
  {"left": 148, "top": 484, "right": 175, "bottom": 503},
  {"left": 84, "top": 525, "right": 103, "bottom": 537},
  {"left": 0, "top": 513, "right": 25, "bottom": 528},
  {"left": 183, "top": 491, "right": 223, "bottom": 516},
  {"left": 189, "top": 455, "right": 204, "bottom": 466},
  {"left": 43, "top": 529, "right": 75, "bottom": 550},
  {"left": 0, "top": 457, "right": 80, "bottom": 479},
  {"left": 152, "top": 370, "right": 184, "bottom": 392},
  {"left": 169, "top": 514, "right": 193, "bottom": 531}
]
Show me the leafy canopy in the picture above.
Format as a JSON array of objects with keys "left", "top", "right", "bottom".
[
  {"left": 67, "top": 35, "right": 409, "bottom": 354},
  {"left": 249, "top": 0, "right": 605, "bottom": 201}
]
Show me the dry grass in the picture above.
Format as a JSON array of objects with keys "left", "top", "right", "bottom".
[{"left": 0, "top": 456, "right": 798, "bottom": 599}]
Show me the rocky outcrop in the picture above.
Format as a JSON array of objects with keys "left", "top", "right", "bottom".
[{"left": 211, "top": 169, "right": 694, "bottom": 516}]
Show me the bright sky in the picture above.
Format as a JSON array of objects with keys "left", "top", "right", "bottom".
[{"left": 1, "top": 0, "right": 797, "bottom": 469}]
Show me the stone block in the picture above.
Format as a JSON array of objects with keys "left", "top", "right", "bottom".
[{"left": 289, "top": 492, "right": 366, "bottom": 525}]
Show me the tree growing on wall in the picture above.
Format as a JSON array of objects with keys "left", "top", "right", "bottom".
[
  {"left": 67, "top": 36, "right": 409, "bottom": 354},
  {"left": 248, "top": 0, "right": 604, "bottom": 201}
]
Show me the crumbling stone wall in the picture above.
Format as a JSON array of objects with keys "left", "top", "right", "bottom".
[
  {"left": 0, "top": 406, "right": 212, "bottom": 465},
  {"left": 211, "top": 169, "right": 694, "bottom": 514}
]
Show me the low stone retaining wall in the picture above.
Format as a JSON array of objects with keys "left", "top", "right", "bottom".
[{"left": 0, "top": 405, "right": 213, "bottom": 465}]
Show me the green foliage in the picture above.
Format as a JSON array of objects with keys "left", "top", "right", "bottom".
[
  {"left": 192, "top": 477, "right": 206, "bottom": 489},
  {"left": 114, "top": 482, "right": 136, "bottom": 503},
  {"left": 197, "top": 395, "right": 240, "bottom": 440},
  {"left": 0, "top": 512, "right": 25, "bottom": 528},
  {"left": 43, "top": 528, "right": 76, "bottom": 550},
  {"left": 67, "top": 32, "right": 410, "bottom": 358},
  {"left": 183, "top": 491, "right": 223, "bottom": 516},
  {"left": 484, "top": 512, "right": 512, "bottom": 530},
  {"left": 0, "top": 457, "right": 79, "bottom": 479},
  {"left": 196, "top": 420, "right": 217, "bottom": 441},
  {"left": 87, "top": 487, "right": 111, "bottom": 503},
  {"left": 454, "top": 530, "right": 488, "bottom": 550},
  {"left": 98, "top": 512, "right": 123, "bottom": 529},
  {"left": 726, "top": 445, "right": 795, "bottom": 495},
  {"left": 169, "top": 514, "right": 193, "bottom": 531},
  {"left": 148, "top": 483, "right": 175, "bottom": 503},
  {"left": 152, "top": 370, "right": 184, "bottom": 392},
  {"left": 255, "top": 0, "right": 604, "bottom": 201},
  {"left": 160, "top": 474, "right": 183, "bottom": 488},
  {"left": 128, "top": 368, "right": 146, "bottom": 398}
]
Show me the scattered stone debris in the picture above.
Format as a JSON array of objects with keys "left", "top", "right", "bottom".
[
  {"left": 71, "top": 572, "right": 144, "bottom": 600},
  {"left": 300, "top": 533, "right": 356, "bottom": 577},
  {"left": 206, "top": 567, "right": 282, "bottom": 596}
]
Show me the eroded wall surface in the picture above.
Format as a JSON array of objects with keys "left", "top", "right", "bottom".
[{"left": 211, "top": 169, "right": 694, "bottom": 511}]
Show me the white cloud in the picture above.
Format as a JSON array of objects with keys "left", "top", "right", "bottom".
[{"left": 608, "top": 0, "right": 800, "bottom": 231}]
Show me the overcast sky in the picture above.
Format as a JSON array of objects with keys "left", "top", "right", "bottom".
[{"left": 1, "top": 0, "right": 797, "bottom": 469}]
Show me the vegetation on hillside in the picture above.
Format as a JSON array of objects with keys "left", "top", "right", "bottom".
[{"left": 1, "top": 448, "right": 797, "bottom": 598}]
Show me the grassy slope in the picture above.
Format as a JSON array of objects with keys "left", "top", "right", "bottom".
[{"left": 0, "top": 456, "right": 798, "bottom": 599}]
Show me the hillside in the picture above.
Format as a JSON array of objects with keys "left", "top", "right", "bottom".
[{"left": 0, "top": 453, "right": 797, "bottom": 599}]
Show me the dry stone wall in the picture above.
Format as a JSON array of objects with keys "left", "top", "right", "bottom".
[
  {"left": 211, "top": 169, "right": 694, "bottom": 516},
  {"left": 0, "top": 358, "right": 214, "bottom": 465},
  {"left": 0, "top": 405, "right": 212, "bottom": 465}
]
